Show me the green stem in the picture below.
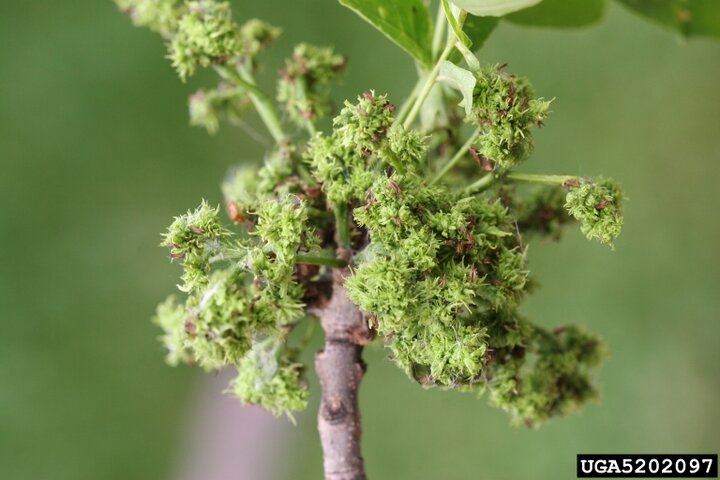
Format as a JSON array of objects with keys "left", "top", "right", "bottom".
[
  {"left": 298, "top": 317, "right": 317, "bottom": 351},
  {"left": 464, "top": 172, "right": 581, "bottom": 194},
  {"left": 429, "top": 127, "right": 480, "bottom": 185},
  {"left": 305, "top": 119, "right": 318, "bottom": 136},
  {"left": 463, "top": 173, "right": 496, "bottom": 193},
  {"left": 333, "top": 204, "right": 351, "bottom": 249},
  {"left": 402, "top": 39, "right": 457, "bottom": 130},
  {"left": 296, "top": 77, "right": 318, "bottom": 136},
  {"left": 431, "top": 1, "right": 448, "bottom": 59},
  {"left": 215, "top": 64, "right": 286, "bottom": 143},
  {"left": 393, "top": 76, "right": 424, "bottom": 128},
  {"left": 295, "top": 253, "right": 348, "bottom": 268},
  {"left": 506, "top": 173, "right": 578, "bottom": 185}
]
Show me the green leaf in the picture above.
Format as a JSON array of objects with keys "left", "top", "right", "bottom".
[
  {"left": 449, "top": 16, "right": 499, "bottom": 63},
  {"left": 338, "top": 0, "right": 434, "bottom": 67},
  {"left": 450, "top": 0, "right": 542, "bottom": 17},
  {"left": 465, "top": 15, "right": 500, "bottom": 49},
  {"left": 437, "top": 61, "right": 476, "bottom": 116},
  {"left": 506, "top": 0, "right": 606, "bottom": 28},
  {"left": 615, "top": 0, "right": 720, "bottom": 40}
]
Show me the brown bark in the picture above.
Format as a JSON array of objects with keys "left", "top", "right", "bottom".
[{"left": 315, "top": 266, "right": 374, "bottom": 480}]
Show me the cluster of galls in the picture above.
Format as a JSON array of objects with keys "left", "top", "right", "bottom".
[
  {"left": 117, "top": 0, "right": 345, "bottom": 135},
  {"left": 565, "top": 178, "right": 624, "bottom": 247},
  {"left": 153, "top": 85, "right": 618, "bottom": 424},
  {"left": 506, "top": 178, "right": 624, "bottom": 247},
  {"left": 277, "top": 44, "right": 347, "bottom": 126},
  {"left": 130, "top": 0, "right": 622, "bottom": 425},
  {"left": 156, "top": 197, "right": 320, "bottom": 416},
  {"left": 468, "top": 64, "right": 551, "bottom": 169},
  {"left": 442, "top": 62, "right": 623, "bottom": 247},
  {"left": 306, "top": 93, "right": 607, "bottom": 424},
  {"left": 118, "top": 0, "right": 281, "bottom": 80}
]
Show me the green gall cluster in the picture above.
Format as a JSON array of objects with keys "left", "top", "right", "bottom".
[
  {"left": 223, "top": 145, "right": 327, "bottom": 227},
  {"left": 253, "top": 194, "right": 320, "bottom": 264},
  {"left": 303, "top": 92, "right": 605, "bottom": 423},
  {"left": 334, "top": 91, "right": 396, "bottom": 155},
  {"left": 117, "top": 1, "right": 280, "bottom": 81},
  {"left": 238, "top": 19, "right": 281, "bottom": 63},
  {"left": 306, "top": 133, "right": 369, "bottom": 205},
  {"left": 169, "top": 1, "right": 245, "bottom": 80},
  {"left": 277, "top": 44, "right": 346, "bottom": 125},
  {"left": 153, "top": 295, "right": 192, "bottom": 365},
  {"left": 384, "top": 127, "right": 428, "bottom": 173},
  {"left": 487, "top": 325, "right": 606, "bottom": 426},
  {"left": 116, "top": 0, "right": 624, "bottom": 431},
  {"left": 565, "top": 178, "right": 624, "bottom": 247},
  {"left": 116, "top": 0, "right": 179, "bottom": 36},
  {"left": 231, "top": 339, "right": 309, "bottom": 417},
  {"left": 189, "top": 83, "right": 250, "bottom": 133},
  {"left": 306, "top": 93, "right": 423, "bottom": 206},
  {"left": 161, "top": 200, "right": 231, "bottom": 292},
  {"left": 154, "top": 195, "right": 321, "bottom": 415},
  {"left": 181, "top": 269, "right": 259, "bottom": 370},
  {"left": 151, "top": 87, "right": 610, "bottom": 424},
  {"left": 347, "top": 172, "right": 530, "bottom": 387},
  {"left": 470, "top": 64, "right": 550, "bottom": 169}
]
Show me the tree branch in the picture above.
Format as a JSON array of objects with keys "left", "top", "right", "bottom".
[{"left": 316, "top": 261, "right": 374, "bottom": 480}]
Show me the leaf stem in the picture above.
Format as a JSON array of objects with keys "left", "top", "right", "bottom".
[
  {"left": 297, "top": 316, "right": 317, "bottom": 351},
  {"left": 215, "top": 64, "right": 286, "bottom": 143},
  {"left": 429, "top": 127, "right": 480, "bottom": 185},
  {"left": 394, "top": 76, "right": 424, "bottom": 128},
  {"left": 334, "top": 204, "right": 351, "bottom": 249},
  {"left": 402, "top": 40, "right": 455, "bottom": 130},
  {"left": 463, "top": 171, "right": 581, "bottom": 194},
  {"left": 402, "top": 5, "right": 468, "bottom": 130},
  {"left": 295, "top": 77, "right": 318, "bottom": 136},
  {"left": 431, "top": 1, "right": 448, "bottom": 59},
  {"left": 463, "top": 172, "right": 496, "bottom": 193},
  {"left": 506, "top": 173, "right": 578, "bottom": 185}
]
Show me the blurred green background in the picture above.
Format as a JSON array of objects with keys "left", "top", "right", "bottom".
[{"left": 1, "top": 1, "right": 719, "bottom": 479}]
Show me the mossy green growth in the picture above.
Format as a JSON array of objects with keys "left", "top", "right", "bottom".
[
  {"left": 116, "top": 0, "right": 180, "bottom": 36},
  {"left": 487, "top": 325, "right": 607, "bottom": 425},
  {"left": 305, "top": 92, "right": 426, "bottom": 206},
  {"left": 565, "top": 178, "right": 624, "bottom": 247},
  {"left": 121, "top": 0, "right": 624, "bottom": 425},
  {"left": 168, "top": 1, "right": 245, "bottom": 80},
  {"left": 119, "top": 0, "right": 281, "bottom": 81},
  {"left": 238, "top": 19, "right": 282, "bottom": 61},
  {"left": 231, "top": 339, "right": 309, "bottom": 418},
  {"left": 277, "top": 43, "right": 346, "bottom": 126},
  {"left": 346, "top": 172, "right": 529, "bottom": 387},
  {"left": 153, "top": 295, "right": 192, "bottom": 365},
  {"left": 469, "top": 64, "right": 551, "bottom": 169},
  {"left": 154, "top": 195, "right": 319, "bottom": 415},
  {"left": 188, "top": 82, "right": 250, "bottom": 133},
  {"left": 161, "top": 200, "right": 231, "bottom": 292}
]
